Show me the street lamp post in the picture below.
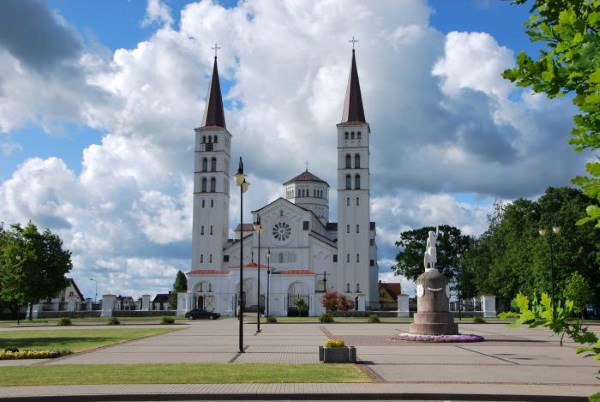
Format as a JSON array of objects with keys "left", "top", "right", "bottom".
[
  {"left": 254, "top": 215, "right": 263, "bottom": 333},
  {"left": 539, "top": 225, "right": 560, "bottom": 324},
  {"left": 234, "top": 157, "right": 249, "bottom": 353},
  {"left": 90, "top": 278, "right": 98, "bottom": 304},
  {"left": 266, "top": 248, "right": 271, "bottom": 317}
]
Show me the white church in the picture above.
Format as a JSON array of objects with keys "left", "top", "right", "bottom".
[{"left": 177, "top": 47, "right": 379, "bottom": 317}]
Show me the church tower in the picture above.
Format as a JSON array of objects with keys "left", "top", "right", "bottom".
[
  {"left": 336, "top": 47, "right": 372, "bottom": 302},
  {"left": 191, "top": 55, "right": 231, "bottom": 270}
]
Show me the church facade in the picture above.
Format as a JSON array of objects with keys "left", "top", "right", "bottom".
[{"left": 177, "top": 48, "right": 379, "bottom": 317}]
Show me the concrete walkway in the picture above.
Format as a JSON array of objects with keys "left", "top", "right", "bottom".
[{"left": 1, "top": 319, "right": 599, "bottom": 401}]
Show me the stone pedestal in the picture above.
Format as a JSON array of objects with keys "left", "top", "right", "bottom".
[
  {"left": 101, "top": 294, "right": 116, "bottom": 317},
  {"left": 141, "top": 294, "right": 151, "bottom": 311},
  {"left": 410, "top": 270, "right": 458, "bottom": 335}
]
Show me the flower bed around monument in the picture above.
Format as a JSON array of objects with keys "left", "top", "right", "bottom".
[{"left": 392, "top": 333, "right": 484, "bottom": 343}]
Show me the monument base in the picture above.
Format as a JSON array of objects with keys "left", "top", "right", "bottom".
[
  {"left": 410, "top": 312, "right": 458, "bottom": 335},
  {"left": 409, "top": 269, "right": 458, "bottom": 336}
]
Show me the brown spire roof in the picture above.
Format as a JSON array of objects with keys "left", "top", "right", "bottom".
[
  {"left": 201, "top": 56, "right": 226, "bottom": 128},
  {"left": 341, "top": 49, "right": 366, "bottom": 123},
  {"left": 283, "top": 170, "right": 329, "bottom": 186}
]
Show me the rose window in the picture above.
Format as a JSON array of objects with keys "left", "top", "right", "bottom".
[{"left": 272, "top": 222, "right": 291, "bottom": 242}]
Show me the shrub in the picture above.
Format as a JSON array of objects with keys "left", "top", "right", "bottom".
[
  {"left": 321, "top": 291, "right": 355, "bottom": 312},
  {"left": 0, "top": 349, "right": 72, "bottom": 360},
  {"left": 319, "top": 313, "right": 334, "bottom": 323},
  {"left": 57, "top": 317, "right": 72, "bottom": 326},
  {"left": 161, "top": 316, "right": 175, "bottom": 325},
  {"left": 107, "top": 317, "right": 120, "bottom": 325},
  {"left": 5, "top": 347, "right": 19, "bottom": 353},
  {"left": 325, "top": 338, "right": 345, "bottom": 348},
  {"left": 473, "top": 316, "right": 486, "bottom": 324},
  {"left": 266, "top": 316, "right": 278, "bottom": 323},
  {"left": 368, "top": 314, "right": 380, "bottom": 323}
]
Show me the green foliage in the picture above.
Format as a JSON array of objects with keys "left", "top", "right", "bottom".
[
  {"left": 392, "top": 225, "right": 474, "bottom": 284},
  {"left": 266, "top": 316, "right": 277, "bottom": 323},
  {"left": 504, "top": 0, "right": 600, "bottom": 227},
  {"left": 472, "top": 316, "right": 486, "bottom": 324},
  {"left": 367, "top": 315, "right": 380, "bottom": 323},
  {"left": 293, "top": 297, "right": 308, "bottom": 316},
  {"left": 465, "top": 187, "right": 600, "bottom": 305},
  {"left": 319, "top": 313, "right": 334, "bottom": 323},
  {"left": 107, "top": 317, "right": 120, "bottom": 325},
  {"left": 160, "top": 316, "right": 175, "bottom": 325},
  {"left": 57, "top": 317, "right": 72, "bottom": 326},
  {"left": 500, "top": 292, "right": 597, "bottom": 346},
  {"left": 0, "top": 222, "right": 72, "bottom": 319},
  {"left": 564, "top": 271, "right": 594, "bottom": 314},
  {"left": 169, "top": 270, "right": 188, "bottom": 309}
]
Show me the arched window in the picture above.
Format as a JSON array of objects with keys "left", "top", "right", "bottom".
[
  {"left": 351, "top": 131, "right": 355, "bottom": 139},
  {"left": 357, "top": 131, "right": 361, "bottom": 139},
  {"left": 207, "top": 136, "right": 212, "bottom": 143},
  {"left": 354, "top": 174, "right": 361, "bottom": 189},
  {"left": 356, "top": 283, "right": 360, "bottom": 292},
  {"left": 202, "top": 158, "right": 208, "bottom": 172},
  {"left": 202, "top": 136, "right": 206, "bottom": 143},
  {"left": 201, "top": 178, "right": 207, "bottom": 192},
  {"left": 346, "top": 283, "right": 350, "bottom": 292},
  {"left": 345, "top": 175, "right": 351, "bottom": 190},
  {"left": 345, "top": 154, "right": 351, "bottom": 169},
  {"left": 354, "top": 154, "right": 360, "bottom": 169},
  {"left": 210, "top": 226, "right": 213, "bottom": 235},
  {"left": 201, "top": 226, "right": 204, "bottom": 235},
  {"left": 200, "top": 254, "right": 204, "bottom": 263},
  {"left": 213, "top": 136, "right": 217, "bottom": 143},
  {"left": 346, "top": 197, "right": 350, "bottom": 206},
  {"left": 210, "top": 177, "right": 216, "bottom": 192},
  {"left": 344, "top": 131, "right": 349, "bottom": 140},
  {"left": 356, "top": 224, "right": 359, "bottom": 233},
  {"left": 202, "top": 200, "right": 205, "bottom": 208},
  {"left": 211, "top": 157, "right": 217, "bottom": 172},
  {"left": 346, "top": 224, "right": 350, "bottom": 233},
  {"left": 209, "top": 254, "right": 213, "bottom": 263},
  {"left": 211, "top": 199, "right": 214, "bottom": 208},
  {"left": 356, "top": 197, "right": 359, "bottom": 206},
  {"left": 346, "top": 254, "right": 350, "bottom": 263},
  {"left": 356, "top": 253, "right": 360, "bottom": 262}
]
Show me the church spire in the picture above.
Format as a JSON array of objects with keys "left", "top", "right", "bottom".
[
  {"left": 201, "top": 55, "right": 226, "bottom": 128},
  {"left": 341, "top": 47, "right": 366, "bottom": 124}
]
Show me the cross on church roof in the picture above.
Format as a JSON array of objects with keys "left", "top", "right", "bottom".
[
  {"left": 305, "top": 161, "right": 309, "bottom": 171},
  {"left": 212, "top": 42, "right": 221, "bottom": 58},
  {"left": 349, "top": 36, "right": 358, "bottom": 50}
]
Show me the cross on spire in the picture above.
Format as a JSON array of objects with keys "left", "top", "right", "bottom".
[
  {"left": 212, "top": 42, "right": 221, "bottom": 58},
  {"left": 349, "top": 36, "right": 358, "bottom": 50},
  {"left": 305, "top": 161, "right": 309, "bottom": 171}
]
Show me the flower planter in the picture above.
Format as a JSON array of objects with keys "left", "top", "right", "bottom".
[{"left": 319, "top": 346, "right": 356, "bottom": 363}]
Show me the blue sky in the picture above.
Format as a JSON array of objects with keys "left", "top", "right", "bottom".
[{"left": 0, "top": 0, "right": 584, "bottom": 298}]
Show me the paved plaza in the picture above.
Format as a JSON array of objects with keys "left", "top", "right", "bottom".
[{"left": 1, "top": 319, "right": 599, "bottom": 401}]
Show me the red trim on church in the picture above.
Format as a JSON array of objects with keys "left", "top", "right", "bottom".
[{"left": 187, "top": 269, "right": 229, "bottom": 275}]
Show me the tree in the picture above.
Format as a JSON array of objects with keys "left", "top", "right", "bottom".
[
  {"left": 465, "top": 187, "right": 600, "bottom": 308},
  {"left": 0, "top": 222, "right": 72, "bottom": 320},
  {"left": 564, "top": 271, "right": 594, "bottom": 316},
  {"left": 503, "top": 0, "right": 600, "bottom": 227},
  {"left": 320, "top": 291, "right": 354, "bottom": 312},
  {"left": 392, "top": 225, "right": 474, "bottom": 284},
  {"left": 169, "top": 270, "right": 187, "bottom": 309}
]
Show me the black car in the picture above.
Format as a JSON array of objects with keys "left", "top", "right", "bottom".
[{"left": 184, "top": 309, "right": 221, "bottom": 320}]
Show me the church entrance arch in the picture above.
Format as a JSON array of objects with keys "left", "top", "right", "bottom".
[
  {"left": 193, "top": 281, "right": 215, "bottom": 311},
  {"left": 287, "top": 281, "right": 309, "bottom": 317}
]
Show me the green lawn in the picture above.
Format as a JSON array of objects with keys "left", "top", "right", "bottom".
[
  {"left": 0, "top": 327, "right": 181, "bottom": 352},
  {"left": 0, "top": 316, "right": 182, "bottom": 327},
  {"left": 0, "top": 364, "right": 369, "bottom": 386}
]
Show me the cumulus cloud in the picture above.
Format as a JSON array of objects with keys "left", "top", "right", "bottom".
[{"left": 0, "top": 0, "right": 588, "bottom": 298}]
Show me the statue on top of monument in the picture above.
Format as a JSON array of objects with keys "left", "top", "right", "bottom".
[{"left": 423, "top": 227, "right": 439, "bottom": 272}]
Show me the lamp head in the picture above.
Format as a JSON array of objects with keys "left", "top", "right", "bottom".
[
  {"left": 253, "top": 215, "right": 262, "bottom": 232},
  {"left": 538, "top": 228, "right": 547, "bottom": 236},
  {"left": 234, "top": 156, "right": 245, "bottom": 186},
  {"left": 241, "top": 179, "right": 249, "bottom": 193}
]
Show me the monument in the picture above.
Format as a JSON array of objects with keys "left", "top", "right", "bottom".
[{"left": 409, "top": 227, "right": 458, "bottom": 335}]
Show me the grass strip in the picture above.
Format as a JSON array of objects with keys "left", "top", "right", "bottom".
[
  {"left": 0, "top": 328, "right": 181, "bottom": 352},
  {"left": 0, "top": 363, "right": 369, "bottom": 386}
]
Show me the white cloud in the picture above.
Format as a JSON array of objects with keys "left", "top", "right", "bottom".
[
  {"left": 142, "top": 0, "right": 174, "bottom": 28},
  {"left": 0, "top": 0, "right": 588, "bottom": 299}
]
